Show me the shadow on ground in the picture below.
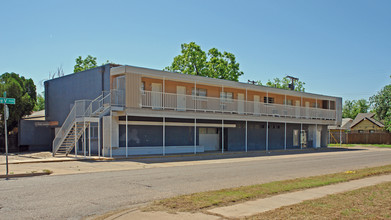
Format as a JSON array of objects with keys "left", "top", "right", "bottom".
[{"left": 75, "top": 147, "right": 364, "bottom": 165}]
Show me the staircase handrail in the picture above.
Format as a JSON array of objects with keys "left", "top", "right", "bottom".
[{"left": 52, "top": 103, "right": 77, "bottom": 156}]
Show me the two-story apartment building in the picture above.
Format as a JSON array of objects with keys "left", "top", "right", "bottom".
[{"left": 48, "top": 64, "right": 342, "bottom": 157}]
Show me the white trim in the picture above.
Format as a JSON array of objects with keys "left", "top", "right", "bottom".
[{"left": 117, "top": 121, "right": 236, "bottom": 127}]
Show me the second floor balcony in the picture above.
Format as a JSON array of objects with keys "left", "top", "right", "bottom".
[{"left": 140, "top": 90, "right": 336, "bottom": 121}]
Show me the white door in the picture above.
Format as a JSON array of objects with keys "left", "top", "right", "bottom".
[
  {"left": 151, "top": 83, "right": 162, "bottom": 109},
  {"left": 316, "top": 128, "right": 321, "bottom": 148},
  {"left": 115, "top": 76, "right": 125, "bottom": 106},
  {"left": 295, "top": 100, "right": 300, "bottom": 118},
  {"left": 176, "top": 86, "right": 186, "bottom": 111},
  {"left": 253, "top": 95, "right": 260, "bottom": 115},
  {"left": 305, "top": 101, "right": 310, "bottom": 118},
  {"left": 238, "top": 93, "right": 244, "bottom": 114}
]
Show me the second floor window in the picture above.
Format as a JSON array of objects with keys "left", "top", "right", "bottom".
[
  {"left": 264, "top": 97, "right": 274, "bottom": 104},
  {"left": 192, "top": 88, "right": 207, "bottom": 100},
  {"left": 220, "top": 92, "right": 233, "bottom": 102},
  {"left": 283, "top": 99, "right": 292, "bottom": 105}
]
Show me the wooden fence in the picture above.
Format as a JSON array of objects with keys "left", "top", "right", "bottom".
[{"left": 329, "top": 131, "right": 391, "bottom": 145}]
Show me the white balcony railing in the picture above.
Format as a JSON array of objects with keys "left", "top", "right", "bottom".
[{"left": 140, "top": 91, "right": 336, "bottom": 120}]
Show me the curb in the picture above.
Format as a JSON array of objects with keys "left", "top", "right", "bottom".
[
  {"left": 0, "top": 172, "right": 52, "bottom": 179},
  {"left": 0, "top": 147, "right": 336, "bottom": 165}
]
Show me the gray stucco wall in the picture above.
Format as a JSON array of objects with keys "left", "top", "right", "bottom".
[
  {"left": 18, "top": 120, "right": 53, "bottom": 151},
  {"left": 44, "top": 64, "right": 112, "bottom": 125}
]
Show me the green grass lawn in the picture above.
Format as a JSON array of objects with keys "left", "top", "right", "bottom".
[
  {"left": 249, "top": 182, "right": 391, "bottom": 219},
  {"left": 144, "top": 164, "right": 391, "bottom": 213},
  {"left": 328, "top": 144, "right": 391, "bottom": 148}
]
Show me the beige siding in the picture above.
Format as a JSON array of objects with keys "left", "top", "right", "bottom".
[
  {"left": 351, "top": 119, "right": 383, "bottom": 131},
  {"left": 126, "top": 73, "right": 141, "bottom": 108}
]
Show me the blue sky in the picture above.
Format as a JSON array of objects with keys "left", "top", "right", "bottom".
[{"left": 1, "top": 0, "right": 390, "bottom": 102}]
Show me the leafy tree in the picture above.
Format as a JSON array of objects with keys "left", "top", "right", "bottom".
[
  {"left": 342, "top": 99, "right": 369, "bottom": 119},
  {"left": 370, "top": 79, "right": 391, "bottom": 131},
  {"left": 255, "top": 76, "right": 305, "bottom": 92},
  {"left": 164, "top": 42, "right": 243, "bottom": 81},
  {"left": 74, "top": 55, "right": 98, "bottom": 73},
  {"left": 0, "top": 73, "right": 37, "bottom": 133},
  {"left": 33, "top": 92, "right": 45, "bottom": 111}
]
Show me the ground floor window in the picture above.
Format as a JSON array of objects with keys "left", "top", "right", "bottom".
[{"left": 293, "top": 129, "right": 299, "bottom": 146}]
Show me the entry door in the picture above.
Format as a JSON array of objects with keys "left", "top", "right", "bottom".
[
  {"left": 115, "top": 76, "right": 125, "bottom": 105},
  {"left": 315, "top": 128, "right": 321, "bottom": 148},
  {"left": 305, "top": 102, "right": 310, "bottom": 118},
  {"left": 254, "top": 95, "right": 260, "bottom": 115},
  {"left": 151, "top": 83, "right": 162, "bottom": 109},
  {"left": 238, "top": 93, "right": 245, "bottom": 114},
  {"left": 176, "top": 86, "right": 186, "bottom": 111},
  {"left": 295, "top": 100, "right": 300, "bottom": 118}
]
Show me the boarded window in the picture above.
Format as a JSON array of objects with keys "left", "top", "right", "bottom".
[{"left": 264, "top": 97, "right": 274, "bottom": 104}]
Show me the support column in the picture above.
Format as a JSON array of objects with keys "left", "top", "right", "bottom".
[
  {"left": 316, "top": 123, "right": 318, "bottom": 148},
  {"left": 83, "top": 120, "right": 86, "bottom": 158},
  {"left": 74, "top": 123, "right": 77, "bottom": 157},
  {"left": 245, "top": 88, "right": 248, "bottom": 114},
  {"left": 284, "top": 122, "right": 287, "bottom": 150},
  {"left": 222, "top": 119, "right": 224, "bottom": 153},
  {"left": 245, "top": 120, "right": 248, "bottom": 152},
  {"left": 194, "top": 118, "right": 197, "bottom": 154},
  {"left": 340, "top": 127, "right": 342, "bottom": 146},
  {"left": 110, "top": 110, "right": 112, "bottom": 158},
  {"left": 98, "top": 120, "right": 101, "bottom": 158},
  {"left": 266, "top": 121, "right": 269, "bottom": 152},
  {"left": 163, "top": 77, "right": 165, "bottom": 110},
  {"left": 194, "top": 81, "right": 197, "bottom": 112},
  {"left": 300, "top": 123, "right": 303, "bottom": 149},
  {"left": 88, "top": 123, "right": 91, "bottom": 157},
  {"left": 126, "top": 113, "right": 128, "bottom": 158},
  {"left": 266, "top": 91, "right": 269, "bottom": 116},
  {"left": 163, "top": 117, "right": 165, "bottom": 156}
]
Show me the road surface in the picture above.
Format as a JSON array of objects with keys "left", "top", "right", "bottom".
[{"left": 0, "top": 148, "right": 390, "bottom": 219}]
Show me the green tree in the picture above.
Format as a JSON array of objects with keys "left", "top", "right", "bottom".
[
  {"left": 0, "top": 73, "right": 37, "bottom": 132},
  {"left": 255, "top": 76, "right": 305, "bottom": 92},
  {"left": 370, "top": 79, "right": 391, "bottom": 131},
  {"left": 164, "top": 42, "right": 243, "bottom": 81},
  {"left": 342, "top": 99, "right": 369, "bottom": 119},
  {"left": 74, "top": 55, "right": 98, "bottom": 73},
  {"left": 33, "top": 92, "right": 45, "bottom": 111}
]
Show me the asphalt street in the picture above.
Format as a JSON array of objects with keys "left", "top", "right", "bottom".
[{"left": 1, "top": 148, "right": 391, "bottom": 220}]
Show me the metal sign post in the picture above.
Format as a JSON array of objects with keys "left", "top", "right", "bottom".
[{"left": 2, "top": 92, "right": 15, "bottom": 179}]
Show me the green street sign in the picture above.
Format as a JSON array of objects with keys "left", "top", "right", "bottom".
[{"left": 0, "top": 98, "right": 15, "bottom": 104}]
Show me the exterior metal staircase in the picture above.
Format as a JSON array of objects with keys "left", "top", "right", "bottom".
[{"left": 52, "top": 90, "right": 124, "bottom": 156}]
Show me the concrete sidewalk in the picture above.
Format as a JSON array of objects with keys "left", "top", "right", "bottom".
[
  {"left": 105, "top": 174, "right": 391, "bottom": 220},
  {"left": 0, "top": 147, "right": 375, "bottom": 176}
]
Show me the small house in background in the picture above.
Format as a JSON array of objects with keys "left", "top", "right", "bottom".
[
  {"left": 350, "top": 113, "right": 384, "bottom": 133},
  {"left": 328, "top": 118, "right": 353, "bottom": 132}
]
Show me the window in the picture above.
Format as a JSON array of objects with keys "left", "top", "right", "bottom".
[
  {"left": 141, "top": 82, "right": 145, "bottom": 94},
  {"left": 192, "top": 88, "right": 207, "bottom": 100},
  {"left": 293, "top": 130, "right": 299, "bottom": 146},
  {"left": 283, "top": 99, "right": 292, "bottom": 105},
  {"left": 264, "top": 97, "right": 274, "bottom": 104},
  {"left": 220, "top": 92, "right": 233, "bottom": 102},
  {"left": 311, "top": 102, "right": 317, "bottom": 108},
  {"left": 89, "top": 126, "right": 99, "bottom": 138}
]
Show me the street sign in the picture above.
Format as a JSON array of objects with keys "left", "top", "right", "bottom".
[{"left": 0, "top": 98, "right": 15, "bottom": 104}]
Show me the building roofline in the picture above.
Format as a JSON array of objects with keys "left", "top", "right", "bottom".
[{"left": 112, "top": 64, "right": 342, "bottom": 100}]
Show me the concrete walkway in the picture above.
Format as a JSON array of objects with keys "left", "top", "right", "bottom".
[
  {"left": 106, "top": 174, "right": 391, "bottom": 220},
  {"left": 1, "top": 147, "right": 383, "bottom": 177}
]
